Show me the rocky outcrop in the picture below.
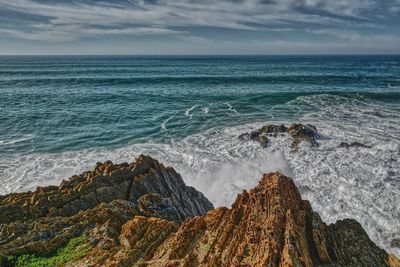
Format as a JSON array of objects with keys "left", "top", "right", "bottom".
[
  {"left": 0, "top": 155, "right": 213, "bottom": 225},
  {"left": 137, "top": 172, "right": 399, "bottom": 267},
  {"left": 1, "top": 157, "right": 399, "bottom": 267},
  {"left": 0, "top": 155, "right": 213, "bottom": 258},
  {"left": 239, "top": 123, "right": 321, "bottom": 151}
]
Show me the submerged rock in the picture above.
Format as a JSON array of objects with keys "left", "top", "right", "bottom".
[
  {"left": 239, "top": 123, "right": 321, "bottom": 151},
  {"left": 0, "top": 157, "right": 399, "bottom": 266},
  {"left": 287, "top": 123, "right": 320, "bottom": 151},
  {"left": 338, "top": 141, "right": 372, "bottom": 149}
]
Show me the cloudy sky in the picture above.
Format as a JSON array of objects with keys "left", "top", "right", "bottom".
[{"left": 0, "top": 0, "right": 399, "bottom": 55}]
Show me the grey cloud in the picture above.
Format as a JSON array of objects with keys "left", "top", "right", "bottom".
[{"left": 0, "top": 0, "right": 398, "bottom": 41}]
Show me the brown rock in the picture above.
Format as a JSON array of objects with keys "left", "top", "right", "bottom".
[
  {"left": 0, "top": 155, "right": 213, "bottom": 225},
  {"left": 144, "top": 172, "right": 399, "bottom": 267},
  {"left": 0, "top": 158, "right": 398, "bottom": 267},
  {"left": 0, "top": 155, "right": 213, "bottom": 258}
]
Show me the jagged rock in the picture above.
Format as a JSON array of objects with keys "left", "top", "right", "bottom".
[
  {"left": 0, "top": 155, "right": 213, "bottom": 225},
  {"left": 338, "top": 141, "right": 371, "bottom": 149},
  {"left": 238, "top": 130, "right": 262, "bottom": 142},
  {"left": 391, "top": 239, "right": 400, "bottom": 248},
  {"left": 239, "top": 123, "right": 321, "bottom": 151},
  {"left": 0, "top": 155, "right": 213, "bottom": 258},
  {"left": 137, "top": 193, "right": 182, "bottom": 222},
  {"left": 261, "top": 124, "right": 288, "bottom": 136},
  {"left": 287, "top": 123, "right": 320, "bottom": 151},
  {"left": 1, "top": 158, "right": 399, "bottom": 267},
  {"left": 140, "top": 172, "right": 399, "bottom": 267}
]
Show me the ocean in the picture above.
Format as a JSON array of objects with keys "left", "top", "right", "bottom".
[{"left": 0, "top": 55, "right": 399, "bottom": 256}]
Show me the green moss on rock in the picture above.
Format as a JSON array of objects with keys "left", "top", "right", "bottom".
[{"left": 5, "top": 236, "right": 91, "bottom": 267}]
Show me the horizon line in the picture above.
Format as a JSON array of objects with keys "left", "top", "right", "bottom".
[{"left": 1, "top": 53, "right": 400, "bottom": 57}]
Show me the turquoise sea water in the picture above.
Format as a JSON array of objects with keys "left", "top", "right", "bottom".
[
  {"left": 1, "top": 55, "right": 399, "bottom": 153},
  {"left": 1, "top": 55, "right": 400, "bottom": 255}
]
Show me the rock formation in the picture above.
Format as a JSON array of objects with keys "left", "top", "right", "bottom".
[
  {"left": 0, "top": 156, "right": 399, "bottom": 267},
  {"left": 0, "top": 155, "right": 213, "bottom": 259},
  {"left": 338, "top": 141, "right": 371, "bottom": 149},
  {"left": 0, "top": 155, "right": 212, "bottom": 225},
  {"left": 239, "top": 123, "right": 321, "bottom": 151},
  {"left": 141, "top": 173, "right": 399, "bottom": 267}
]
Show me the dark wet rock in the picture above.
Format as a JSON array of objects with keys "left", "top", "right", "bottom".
[
  {"left": 261, "top": 124, "right": 288, "bottom": 136},
  {"left": 258, "top": 135, "right": 269, "bottom": 148},
  {"left": 239, "top": 129, "right": 270, "bottom": 147},
  {"left": 287, "top": 123, "right": 320, "bottom": 151},
  {"left": 239, "top": 123, "right": 321, "bottom": 151},
  {"left": 238, "top": 130, "right": 262, "bottom": 141},
  {"left": 391, "top": 238, "right": 400, "bottom": 248},
  {"left": 339, "top": 142, "right": 371, "bottom": 149}
]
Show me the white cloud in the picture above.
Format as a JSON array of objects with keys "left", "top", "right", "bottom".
[{"left": 0, "top": 0, "right": 398, "bottom": 43}]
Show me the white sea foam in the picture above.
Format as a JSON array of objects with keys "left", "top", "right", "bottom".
[
  {"left": 224, "top": 102, "right": 242, "bottom": 116},
  {"left": 184, "top": 105, "right": 198, "bottom": 119},
  {"left": 0, "top": 94, "right": 399, "bottom": 257},
  {"left": 0, "top": 134, "right": 34, "bottom": 146},
  {"left": 160, "top": 114, "right": 175, "bottom": 130}
]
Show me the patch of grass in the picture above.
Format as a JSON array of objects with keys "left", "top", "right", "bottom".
[
  {"left": 6, "top": 236, "right": 91, "bottom": 267},
  {"left": 200, "top": 243, "right": 211, "bottom": 253}
]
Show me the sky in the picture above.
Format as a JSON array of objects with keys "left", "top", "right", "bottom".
[{"left": 0, "top": 0, "right": 399, "bottom": 55}]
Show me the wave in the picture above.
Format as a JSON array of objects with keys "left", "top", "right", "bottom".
[
  {"left": 160, "top": 113, "right": 176, "bottom": 131},
  {"left": 202, "top": 107, "right": 209, "bottom": 114},
  {"left": 1, "top": 75, "right": 399, "bottom": 88},
  {"left": 1, "top": 91, "right": 400, "bottom": 155},
  {"left": 0, "top": 134, "right": 34, "bottom": 146},
  {"left": 224, "top": 102, "right": 242, "bottom": 117},
  {"left": 184, "top": 105, "right": 197, "bottom": 119}
]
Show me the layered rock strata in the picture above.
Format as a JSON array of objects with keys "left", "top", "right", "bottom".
[
  {"left": 141, "top": 172, "right": 399, "bottom": 266},
  {"left": 0, "top": 155, "right": 213, "bottom": 258},
  {"left": 0, "top": 156, "right": 399, "bottom": 267},
  {"left": 0, "top": 155, "right": 212, "bottom": 225}
]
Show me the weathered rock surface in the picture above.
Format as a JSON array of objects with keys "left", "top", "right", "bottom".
[
  {"left": 0, "top": 155, "right": 213, "bottom": 225},
  {"left": 137, "top": 172, "right": 399, "bottom": 267},
  {"left": 1, "top": 157, "right": 399, "bottom": 267},
  {"left": 0, "top": 155, "right": 213, "bottom": 258},
  {"left": 239, "top": 123, "right": 321, "bottom": 151}
]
